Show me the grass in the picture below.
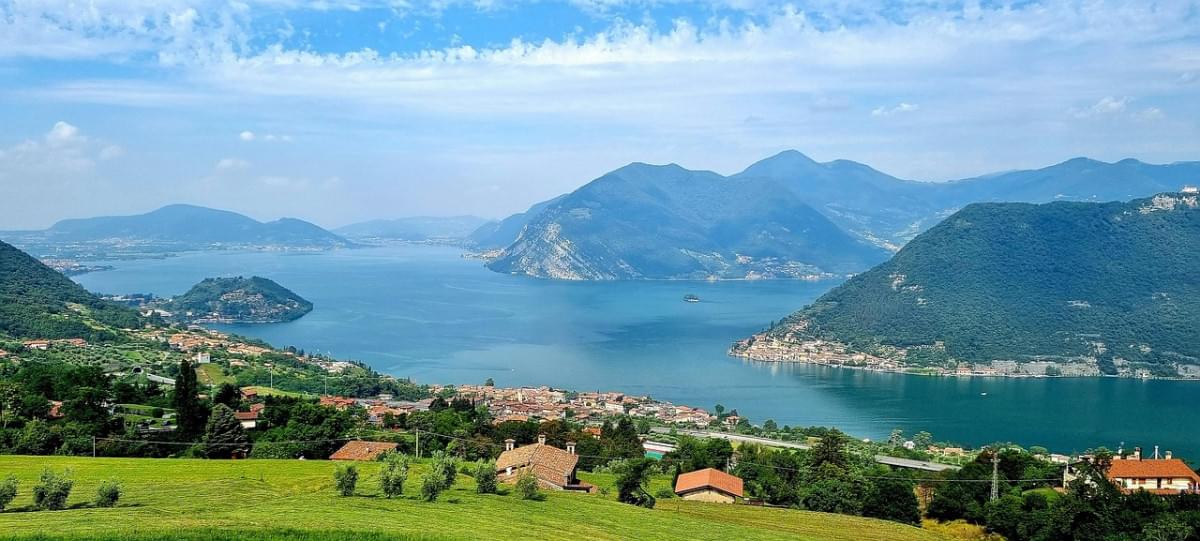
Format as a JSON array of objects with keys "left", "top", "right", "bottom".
[
  {"left": 0, "top": 456, "right": 947, "bottom": 541},
  {"left": 196, "top": 363, "right": 234, "bottom": 386},
  {"left": 240, "top": 386, "right": 311, "bottom": 398}
]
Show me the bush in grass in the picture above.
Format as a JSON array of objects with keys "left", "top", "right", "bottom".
[
  {"left": 516, "top": 470, "right": 541, "bottom": 501},
  {"left": 440, "top": 454, "right": 457, "bottom": 490},
  {"left": 475, "top": 461, "right": 498, "bottom": 494},
  {"left": 95, "top": 479, "right": 121, "bottom": 508},
  {"left": 379, "top": 453, "right": 409, "bottom": 498},
  {"left": 333, "top": 464, "right": 358, "bottom": 497},
  {"left": 0, "top": 475, "right": 17, "bottom": 511},
  {"left": 420, "top": 467, "right": 445, "bottom": 502},
  {"left": 655, "top": 487, "right": 676, "bottom": 500},
  {"left": 33, "top": 468, "right": 73, "bottom": 510}
]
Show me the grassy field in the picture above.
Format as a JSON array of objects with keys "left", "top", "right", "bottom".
[
  {"left": 240, "top": 386, "right": 312, "bottom": 398},
  {"left": 0, "top": 456, "right": 948, "bottom": 541}
]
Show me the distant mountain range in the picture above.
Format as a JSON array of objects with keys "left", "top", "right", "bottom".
[
  {"left": 336, "top": 216, "right": 492, "bottom": 242},
  {"left": 474, "top": 152, "right": 1200, "bottom": 280},
  {"left": 732, "top": 193, "right": 1200, "bottom": 377},
  {"left": 1, "top": 204, "right": 352, "bottom": 258},
  {"left": 0, "top": 240, "right": 142, "bottom": 340}
]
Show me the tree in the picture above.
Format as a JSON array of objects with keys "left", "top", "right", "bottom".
[
  {"left": 212, "top": 383, "right": 240, "bottom": 409},
  {"left": 615, "top": 458, "right": 657, "bottom": 508},
  {"left": 333, "top": 464, "right": 358, "bottom": 496},
  {"left": 912, "top": 431, "right": 933, "bottom": 450},
  {"left": 172, "top": 358, "right": 206, "bottom": 439},
  {"left": 887, "top": 429, "right": 905, "bottom": 448},
  {"left": 484, "top": 378, "right": 495, "bottom": 387},
  {"left": 95, "top": 479, "right": 121, "bottom": 508},
  {"left": 811, "top": 430, "right": 848, "bottom": 470},
  {"left": 863, "top": 477, "right": 920, "bottom": 525},
  {"left": 379, "top": 453, "right": 409, "bottom": 498},
  {"left": 763, "top": 419, "right": 778, "bottom": 432},
  {"left": 420, "top": 464, "right": 445, "bottom": 502},
  {"left": 63, "top": 386, "right": 109, "bottom": 426},
  {"left": 714, "top": 404, "right": 725, "bottom": 417},
  {"left": 32, "top": 468, "right": 73, "bottom": 511},
  {"left": 516, "top": 470, "right": 540, "bottom": 500},
  {"left": 475, "top": 461, "right": 498, "bottom": 494},
  {"left": 203, "top": 404, "right": 249, "bottom": 458},
  {"left": 0, "top": 475, "right": 16, "bottom": 511}
]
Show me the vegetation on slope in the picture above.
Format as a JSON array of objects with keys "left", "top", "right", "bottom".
[
  {"left": 0, "top": 241, "right": 142, "bottom": 341},
  {"left": 167, "top": 276, "right": 313, "bottom": 323},
  {"left": 750, "top": 194, "right": 1200, "bottom": 371}
]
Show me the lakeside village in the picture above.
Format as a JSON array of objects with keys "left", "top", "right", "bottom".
[
  {"left": 732, "top": 330, "right": 1200, "bottom": 380},
  {"left": 4, "top": 324, "right": 1165, "bottom": 472}
]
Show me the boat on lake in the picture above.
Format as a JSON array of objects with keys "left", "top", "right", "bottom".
[{"left": 683, "top": 294, "right": 700, "bottom": 303}]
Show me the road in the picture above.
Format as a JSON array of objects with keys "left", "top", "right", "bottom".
[{"left": 650, "top": 427, "right": 959, "bottom": 472}]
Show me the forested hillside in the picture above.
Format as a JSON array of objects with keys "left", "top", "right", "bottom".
[
  {"left": 0, "top": 241, "right": 141, "bottom": 340},
  {"left": 738, "top": 193, "right": 1200, "bottom": 373}
]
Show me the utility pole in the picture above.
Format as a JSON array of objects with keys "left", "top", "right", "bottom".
[
  {"left": 323, "top": 375, "right": 327, "bottom": 397},
  {"left": 415, "top": 428, "right": 421, "bottom": 458},
  {"left": 991, "top": 450, "right": 1001, "bottom": 501},
  {"left": 92, "top": 436, "right": 96, "bottom": 458}
]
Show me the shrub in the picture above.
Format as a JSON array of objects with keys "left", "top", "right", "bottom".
[
  {"left": 33, "top": 468, "right": 74, "bottom": 510},
  {"left": 475, "top": 461, "right": 498, "bottom": 494},
  {"left": 654, "top": 487, "right": 676, "bottom": 500},
  {"left": 379, "top": 454, "right": 409, "bottom": 498},
  {"left": 516, "top": 471, "right": 541, "bottom": 501},
  {"left": 95, "top": 479, "right": 121, "bottom": 508},
  {"left": 420, "top": 469, "right": 444, "bottom": 502},
  {"left": 0, "top": 475, "right": 17, "bottom": 511},
  {"left": 430, "top": 451, "right": 456, "bottom": 490},
  {"left": 333, "top": 464, "right": 358, "bottom": 497}
]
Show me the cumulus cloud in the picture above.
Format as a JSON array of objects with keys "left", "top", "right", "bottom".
[
  {"left": 239, "top": 130, "right": 256, "bottom": 141},
  {"left": 240, "top": 130, "right": 292, "bottom": 142}
]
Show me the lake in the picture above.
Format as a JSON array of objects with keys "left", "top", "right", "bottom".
[{"left": 75, "top": 245, "right": 1200, "bottom": 457}]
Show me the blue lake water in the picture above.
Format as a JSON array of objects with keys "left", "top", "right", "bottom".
[{"left": 75, "top": 245, "right": 1200, "bottom": 457}]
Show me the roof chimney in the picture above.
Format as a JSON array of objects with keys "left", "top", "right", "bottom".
[
  {"left": 1154, "top": 445, "right": 1160, "bottom": 459},
  {"left": 1166, "top": 450, "right": 1173, "bottom": 460},
  {"left": 566, "top": 441, "right": 576, "bottom": 455},
  {"left": 1135, "top": 447, "right": 1143, "bottom": 461},
  {"left": 504, "top": 438, "right": 515, "bottom": 452},
  {"left": 537, "top": 433, "right": 546, "bottom": 445}
]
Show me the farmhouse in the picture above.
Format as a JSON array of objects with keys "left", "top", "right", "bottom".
[
  {"left": 1107, "top": 451, "right": 1200, "bottom": 495},
  {"left": 329, "top": 440, "right": 398, "bottom": 461},
  {"left": 674, "top": 468, "right": 744, "bottom": 504},
  {"left": 496, "top": 435, "right": 594, "bottom": 492}
]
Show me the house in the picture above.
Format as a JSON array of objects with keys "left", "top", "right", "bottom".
[
  {"left": 582, "top": 426, "right": 602, "bottom": 439},
  {"left": 319, "top": 396, "right": 357, "bottom": 410},
  {"left": 329, "top": 440, "right": 399, "bottom": 461},
  {"left": 674, "top": 468, "right": 744, "bottom": 503},
  {"left": 23, "top": 340, "right": 50, "bottom": 351},
  {"left": 495, "top": 435, "right": 594, "bottom": 492},
  {"left": 1107, "top": 449, "right": 1200, "bottom": 495},
  {"left": 195, "top": 352, "right": 211, "bottom": 364},
  {"left": 234, "top": 411, "right": 259, "bottom": 430},
  {"left": 240, "top": 388, "right": 258, "bottom": 400}
]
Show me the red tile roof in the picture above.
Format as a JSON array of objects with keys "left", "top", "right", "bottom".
[
  {"left": 1108, "top": 459, "right": 1200, "bottom": 482},
  {"left": 329, "top": 440, "right": 398, "bottom": 461},
  {"left": 496, "top": 443, "right": 579, "bottom": 487},
  {"left": 674, "top": 468, "right": 744, "bottom": 498},
  {"left": 234, "top": 411, "right": 258, "bottom": 421}
]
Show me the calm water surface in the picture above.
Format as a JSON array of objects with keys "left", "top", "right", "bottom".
[{"left": 75, "top": 245, "right": 1200, "bottom": 456}]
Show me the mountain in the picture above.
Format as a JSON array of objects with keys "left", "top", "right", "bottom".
[
  {"left": 166, "top": 276, "right": 313, "bottom": 323},
  {"left": 480, "top": 153, "right": 1200, "bottom": 280},
  {"left": 486, "top": 163, "right": 891, "bottom": 280},
  {"left": 3, "top": 205, "right": 351, "bottom": 255},
  {"left": 335, "top": 216, "right": 491, "bottom": 242},
  {"left": 468, "top": 195, "right": 566, "bottom": 249},
  {"left": 0, "top": 240, "right": 141, "bottom": 340},
  {"left": 731, "top": 193, "right": 1200, "bottom": 377}
]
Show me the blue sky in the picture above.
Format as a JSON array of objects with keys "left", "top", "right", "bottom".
[{"left": 1, "top": 0, "right": 1198, "bottom": 229}]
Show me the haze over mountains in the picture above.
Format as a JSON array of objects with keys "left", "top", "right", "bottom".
[
  {"left": 335, "top": 216, "right": 491, "bottom": 242},
  {"left": 477, "top": 151, "right": 1200, "bottom": 280},
  {"left": 733, "top": 192, "right": 1200, "bottom": 376}
]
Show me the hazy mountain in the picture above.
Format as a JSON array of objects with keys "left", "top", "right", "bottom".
[
  {"left": 734, "top": 193, "right": 1200, "bottom": 372},
  {"left": 3, "top": 204, "right": 351, "bottom": 254},
  {"left": 0, "top": 240, "right": 141, "bottom": 339},
  {"left": 336, "top": 216, "right": 491, "bottom": 241},
  {"left": 467, "top": 195, "right": 566, "bottom": 249},
  {"left": 487, "top": 163, "right": 890, "bottom": 280}
]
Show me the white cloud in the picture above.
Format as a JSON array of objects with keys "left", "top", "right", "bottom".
[
  {"left": 99, "top": 145, "right": 125, "bottom": 160},
  {"left": 871, "top": 102, "right": 919, "bottom": 117},
  {"left": 239, "top": 130, "right": 256, "bottom": 141},
  {"left": 1134, "top": 107, "right": 1165, "bottom": 121},
  {"left": 216, "top": 157, "right": 250, "bottom": 170},
  {"left": 240, "top": 130, "right": 292, "bottom": 142},
  {"left": 46, "top": 121, "right": 85, "bottom": 146}
]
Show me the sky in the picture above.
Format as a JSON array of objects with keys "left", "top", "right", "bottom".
[{"left": 1, "top": 0, "right": 1198, "bottom": 230}]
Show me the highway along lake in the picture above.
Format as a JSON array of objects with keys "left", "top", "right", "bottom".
[{"left": 76, "top": 244, "right": 1200, "bottom": 457}]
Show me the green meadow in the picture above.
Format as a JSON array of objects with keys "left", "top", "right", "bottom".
[{"left": 0, "top": 456, "right": 947, "bottom": 541}]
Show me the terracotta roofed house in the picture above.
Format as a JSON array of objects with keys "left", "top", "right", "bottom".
[
  {"left": 329, "top": 440, "right": 398, "bottom": 461},
  {"left": 495, "top": 435, "right": 593, "bottom": 492},
  {"left": 1107, "top": 453, "right": 1200, "bottom": 494},
  {"left": 674, "top": 468, "right": 744, "bottom": 503}
]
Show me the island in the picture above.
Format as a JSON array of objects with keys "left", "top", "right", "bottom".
[{"left": 162, "top": 276, "right": 313, "bottom": 324}]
